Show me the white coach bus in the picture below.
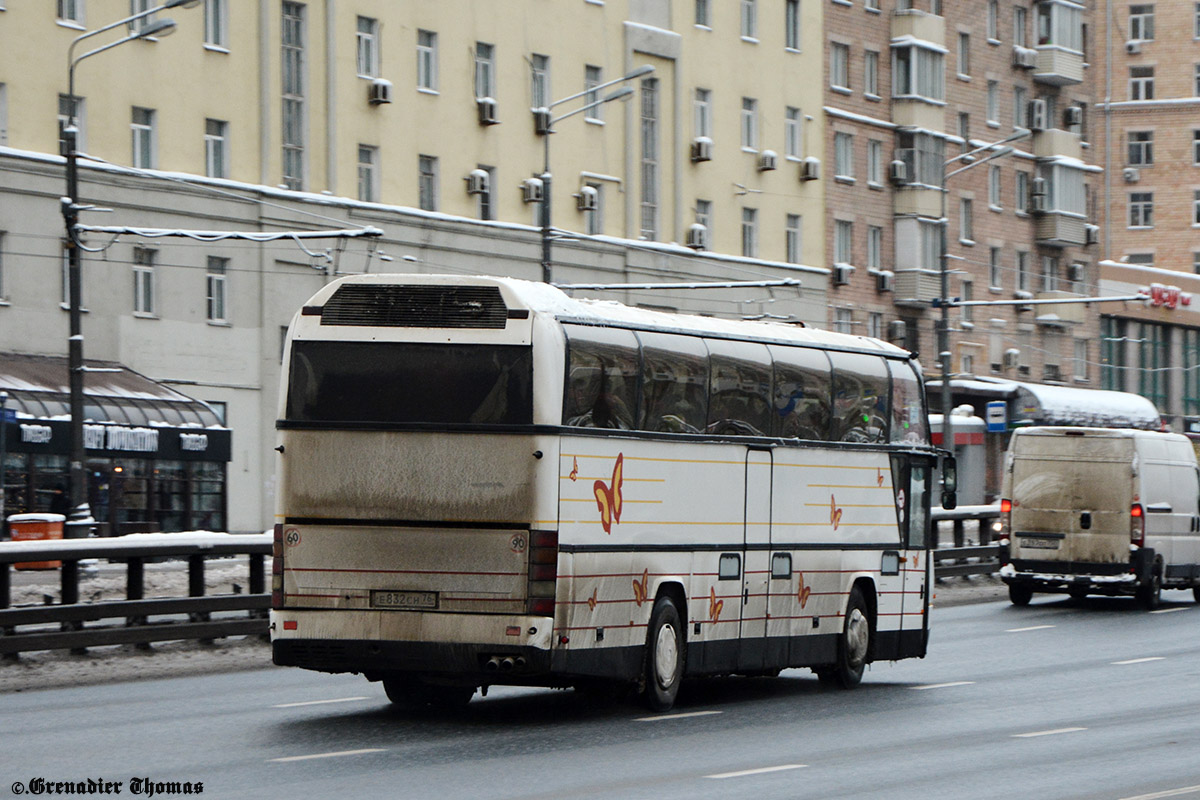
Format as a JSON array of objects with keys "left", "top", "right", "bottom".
[{"left": 270, "top": 275, "right": 952, "bottom": 710}]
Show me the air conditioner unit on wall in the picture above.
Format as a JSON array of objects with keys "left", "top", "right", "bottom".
[
  {"left": 686, "top": 223, "right": 708, "bottom": 250},
  {"left": 1003, "top": 348, "right": 1020, "bottom": 369},
  {"left": 833, "top": 263, "right": 852, "bottom": 286},
  {"left": 368, "top": 78, "right": 393, "bottom": 105},
  {"left": 1028, "top": 99, "right": 1048, "bottom": 131},
  {"left": 1067, "top": 262, "right": 1084, "bottom": 283},
  {"left": 466, "top": 169, "right": 489, "bottom": 195},
  {"left": 1125, "top": 40, "right": 1142, "bottom": 54},
  {"left": 691, "top": 137, "right": 713, "bottom": 163},
  {"left": 799, "top": 156, "right": 821, "bottom": 181},
  {"left": 1065, "top": 106, "right": 1083, "bottom": 128},
  {"left": 520, "top": 177, "right": 543, "bottom": 204},
  {"left": 758, "top": 150, "right": 778, "bottom": 172},
  {"left": 532, "top": 107, "right": 551, "bottom": 135},
  {"left": 889, "top": 159, "right": 909, "bottom": 184},
  {"left": 876, "top": 270, "right": 895, "bottom": 292},
  {"left": 576, "top": 186, "right": 598, "bottom": 212},
  {"left": 1012, "top": 46, "right": 1037, "bottom": 69},
  {"left": 1085, "top": 224, "right": 1100, "bottom": 245},
  {"left": 1123, "top": 167, "right": 1140, "bottom": 183},
  {"left": 476, "top": 97, "right": 499, "bottom": 125}
]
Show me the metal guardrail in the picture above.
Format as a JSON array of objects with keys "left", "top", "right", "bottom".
[
  {"left": 0, "top": 533, "right": 271, "bottom": 657},
  {"left": 0, "top": 529, "right": 1001, "bottom": 657}
]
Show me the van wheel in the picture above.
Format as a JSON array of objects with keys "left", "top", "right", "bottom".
[
  {"left": 642, "top": 596, "right": 685, "bottom": 712},
  {"left": 1137, "top": 571, "right": 1162, "bottom": 610},
  {"left": 1008, "top": 583, "right": 1033, "bottom": 606},
  {"left": 818, "top": 586, "right": 870, "bottom": 689}
]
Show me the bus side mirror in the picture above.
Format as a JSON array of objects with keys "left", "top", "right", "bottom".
[{"left": 941, "top": 456, "right": 958, "bottom": 510}]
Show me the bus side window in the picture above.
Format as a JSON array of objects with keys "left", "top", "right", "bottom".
[
  {"left": 563, "top": 325, "right": 640, "bottom": 430},
  {"left": 887, "top": 360, "right": 929, "bottom": 444},
  {"left": 768, "top": 345, "right": 832, "bottom": 441},
  {"left": 638, "top": 332, "right": 709, "bottom": 434},
  {"left": 829, "top": 352, "right": 890, "bottom": 444},
  {"left": 705, "top": 339, "right": 772, "bottom": 437}
]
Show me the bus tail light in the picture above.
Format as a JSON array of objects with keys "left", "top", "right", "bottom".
[
  {"left": 272, "top": 523, "right": 285, "bottom": 609},
  {"left": 527, "top": 530, "right": 558, "bottom": 617},
  {"left": 1130, "top": 503, "right": 1145, "bottom": 547}
]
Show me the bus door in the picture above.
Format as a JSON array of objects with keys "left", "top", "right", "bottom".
[
  {"left": 738, "top": 448, "right": 773, "bottom": 670},
  {"left": 891, "top": 454, "right": 934, "bottom": 648}
]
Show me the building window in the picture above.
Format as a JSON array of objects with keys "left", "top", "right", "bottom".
[
  {"left": 959, "top": 197, "right": 974, "bottom": 243},
  {"left": 867, "top": 225, "right": 882, "bottom": 269},
  {"left": 1195, "top": 64, "right": 1200, "bottom": 97},
  {"left": 695, "top": 88, "right": 712, "bottom": 139},
  {"left": 989, "top": 246, "right": 1002, "bottom": 288},
  {"left": 1126, "top": 253, "right": 1154, "bottom": 265},
  {"left": 786, "top": 213, "right": 802, "bottom": 263},
  {"left": 1036, "top": 0, "right": 1084, "bottom": 52},
  {"left": 986, "top": 80, "right": 999, "bottom": 124},
  {"left": 530, "top": 54, "right": 550, "bottom": 110},
  {"left": 476, "top": 164, "right": 495, "bottom": 221},
  {"left": 893, "top": 43, "right": 945, "bottom": 102},
  {"left": 695, "top": 199, "right": 712, "bottom": 232},
  {"left": 1073, "top": 338, "right": 1088, "bottom": 381},
  {"left": 835, "top": 132, "right": 854, "bottom": 180},
  {"left": 831, "top": 43, "right": 850, "bottom": 91},
  {"left": 417, "top": 30, "right": 437, "bottom": 91},
  {"left": 474, "top": 42, "right": 495, "bottom": 99},
  {"left": 1129, "top": 4, "right": 1155, "bottom": 41},
  {"left": 988, "top": 165, "right": 1002, "bottom": 209},
  {"left": 584, "top": 66, "right": 603, "bottom": 122},
  {"left": 640, "top": 78, "right": 659, "bottom": 240},
  {"left": 0, "top": 231, "right": 5, "bottom": 299},
  {"left": 206, "top": 256, "right": 227, "bottom": 323},
  {"left": 281, "top": 1, "right": 305, "bottom": 191},
  {"left": 865, "top": 0, "right": 880, "bottom": 10},
  {"left": 1038, "top": 162, "right": 1087, "bottom": 216},
  {"left": 58, "top": 0, "right": 83, "bottom": 23},
  {"left": 895, "top": 129, "right": 945, "bottom": 187},
  {"left": 1184, "top": 329, "right": 1200, "bottom": 415},
  {"left": 961, "top": 278, "right": 974, "bottom": 324},
  {"left": 356, "top": 16, "right": 379, "bottom": 77},
  {"left": 133, "top": 247, "right": 155, "bottom": 315},
  {"left": 129, "top": 0, "right": 154, "bottom": 29},
  {"left": 204, "top": 118, "right": 228, "bottom": 179},
  {"left": 201, "top": 0, "right": 228, "bottom": 47},
  {"left": 1014, "top": 6, "right": 1028, "bottom": 47},
  {"left": 958, "top": 112, "right": 970, "bottom": 153},
  {"left": 834, "top": 308, "right": 853, "bottom": 334},
  {"left": 867, "top": 312, "right": 883, "bottom": 340},
  {"left": 1139, "top": 322, "right": 1170, "bottom": 410},
  {"left": 785, "top": 106, "right": 801, "bottom": 158},
  {"left": 1129, "top": 192, "right": 1154, "bottom": 228},
  {"left": 741, "top": 97, "right": 758, "bottom": 149},
  {"left": 584, "top": 182, "right": 603, "bottom": 235},
  {"left": 1013, "top": 85, "right": 1028, "bottom": 128},
  {"left": 1016, "top": 171, "right": 1029, "bottom": 213},
  {"left": 695, "top": 0, "right": 710, "bottom": 27},
  {"left": 741, "top": 0, "right": 757, "bottom": 39},
  {"left": 1100, "top": 316, "right": 1125, "bottom": 391},
  {"left": 131, "top": 106, "right": 155, "bottom": 169},
  {"left": 987, "top": 0, "right": 999, "bottom": 40},
  {"left": 1041, "top": 255, "right": 1059, "bottom": 292},
  {"left": 864, "top": 50, "right": 879, "bottom": 97},
  {"left": 1017, "top": 250, "right": 1030, "bottom": 292},
  {"left": 741, "top": 207, "right": 758, "bottom": 258},
  {"left": 1194, "top": 190, "right": 1200, "bottom": 226},
  {"left": 834, "top": 219, "right": 852, "bottom": 265},
  {"left": 1194, "top": 131, "right": 1200, "bottom": 164},
  {"left": 357, "top": 145, "right": 378, "bottom": 202},
  {"left": 1130, "top": 66, "right": 1154, "bottom": 101},
  {"left": 418, "top": 155, "right": 438, "bottom": 212},
  {"left": 867, "top": 139, "right": 882, "bottom": 185},
  {"left": 58, "top": 94, "right": 84, "bottom": 154},
  {"left": 957, "top": 32, "right": 970, "bottom": 78},
  {"left": 918, "top": 219, "right": 942, "bottom": 271},
  {"left": 1127, "top": 130, "right": 1153, "bottom": 165},
  {"left": 785, "top": 0, "right": 800, "bottom": 50}
]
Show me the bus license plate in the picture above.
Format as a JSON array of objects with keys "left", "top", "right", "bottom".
[
  {"left": 371, "top": 590, "right": 438, "bottom": 610},
  {"left": 1018, "top": 536, "right": 1060, "bottom": 550}
]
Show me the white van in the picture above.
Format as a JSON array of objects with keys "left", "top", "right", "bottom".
[{"left": 997, "top": 427, "right": 1200, "bottom": 608}]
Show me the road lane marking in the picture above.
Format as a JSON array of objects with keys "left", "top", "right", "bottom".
[
  {"left": 912, "top": 681, "right": 975, "bottom": 691},
  {"left": 1112, "top": 657, "right": 1165, "bottom": 665},
  {"left": 636, "top": 710, "right": 723, "bottom": 722},
  {"left": 705, "top": 764, "right": 808, "bottom": 780},
  {"left": 1012, "top": 727, "right": 1086, "bottom": 738},
  {"left": 1006, "top": 624, "right": 1055, "bottom": 633},
  {"left": 1119, "top": 784, "right": 1200, "bottom": 800},
  {"left": 1150, "top": 607, "right": 1189, "bottom": 615},
  {"left": 273, "top": 696, "right": 370, "bottom": 708},
  {"left": 269, "top": 748, "right": 386, "bottom": 763}
]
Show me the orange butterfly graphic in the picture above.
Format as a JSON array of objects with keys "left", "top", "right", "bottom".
[
  {"left": 708, "top": 586, "right": 724, "bottom": 622},
  {"left": 876, "top": 467, "right": 885, "bottom": 487},
  {"left": 586, "top": 587, "right": 598, "bottom": 611},
  {"left": 569, "top": 457, "right": 579, "bottom": 482},
  {"left": 911, "top": 554, "right": 920, "bottom": 569},
  {"left": 830, "top": 495, "right": 843, "bottom": 531},
  {"left": 594, "top": 453, "right": 624, "bottom": 534},
  {"left": 797, "top": 572, "right": 812, "bottom": 609},
  {"left": 632, "top": 568, "right": 649, "bottom": 606}
]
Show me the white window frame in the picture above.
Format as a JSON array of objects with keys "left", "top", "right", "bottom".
[
  {"left": 357, "top": 144, "right": 378, "bottom": 203},
  {"left": 867, "top": 225, "right": 882, "bottom": 269},
  {"left": 132, "top": 247, "right": 155, "bottom": 316},
  {"left": 695, "top": 0, "right": 711, "bottom": 27},
  {"left": 584, "top": 66, "right": 603, "bottom": 122},
  {"left": 585, "top": 182, "right": 604, "bottom": 236},
  {"left": 1014, "top": 6, "right": 1028, "bottom": 47},
  {"left": 988, "top": 165, "right": 1002, "bottom": 209},
  {"left": 1129, "top": 192, "right": 1153, "bottom": 228},
  {"left": 203, "top": 0, "right": 226, "bottom": 48},
  {"left": 1013, "top": 85, "right": 1028, "bottom": 129},
  {"left": 417, "top": 30, "right": 437, "bottom": 92},
  {"left": 785, "top": 106, "right": 801, "bottom": 158},
  {"left": 834, "top": 219, "right": 853, "bottom": 265},
  {"left": 785, "top": 0, "right": 801, "bottom": 50},
  {"left": 131, "top": 106, "right": 155, "bottom": 169},
  {"left": 1017, "top": 250, "right": 1030, "bottom": 292},
  {"left": 418, "top": 154, "right": 438, "bottom": 212},
  {"left": 204, "top": 118, "right": 228, "bottom": 179},
  {"left": 531, "top": 54, "right": 550, "bottom": 110},
  {"left": 867, "top": 139, "right": 883, "bottom": 186},
  {"left": 987, "top": 0, "right": 1000, "bottom": 41},
  {"left": 356, "top": 16, "right": 379, "bottom": 78},
  {"left": 834, "top": 132, "right": 854, "bottom": 180},
  {"left": 1129, "top": 4, "right": 1155, "bottom": 41},
  {"left": 864, "top": 50, "right": 879, "bottom": 98},
  {"left": 58, "top": 0, "right": 84, "bottom": 25},
  {"left": 1128, "top": 130, "right": 1153, "bottom": 166},
  {"left": 959, "top": 197, "right": 974, "bottom": 244},
  {"left": 740, "top": 0, "right": 757, "bottom": 40},
  {"left": 1130, "top": 66, "right": 1155, "bottom": 101},
  {"left": 206, "top": 256, "right": 228, "bottom": 323},
  {"left": 892, "top": 42, "right": 946, "bottom": 103},
  {"left": 474, "top": 42, "right": 495, "bottom": 100},
  {"left": 989, "top": 246, "right": 1002, "bottom": 288},
  {"left": 831, "top": 43, "right": 850, "bottom": 92},
  {"left": 695, "top": 88, "right": 713, "bottom": 139},
  {"left": 986, "top": 80, "right": 999, "bottom": 125},
  {"left": 741, "top": 207, "right": 758, "bottom": 258},
  {"left": 957, "top": 32, "right": 970, "bottom": 78},
  {"left": 786, "top": 213, "right": 802, "bottom": 263},
  {"left": 741, "top": 97, "right": 758, "bottom": 150},
  {"left": 1016, "top": 170, "right": 1029, "bottom": 214}
]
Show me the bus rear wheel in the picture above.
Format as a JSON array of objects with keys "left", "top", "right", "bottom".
[
  {"left": 384, "top": 677, "right": 474, "bottom": 710},
  {"left": 642, "top": 596, "right": 685, "bottom": 712},
  {"left": 818, "top": 586, "right": 870, "bottom": 689}
]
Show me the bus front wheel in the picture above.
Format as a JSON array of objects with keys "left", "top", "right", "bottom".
[
  {"left": 818, "top": 586, "right": 869, "bottom": 689},
  {"left": 643, "top": 596, "right": 685, "bottom": 712}
]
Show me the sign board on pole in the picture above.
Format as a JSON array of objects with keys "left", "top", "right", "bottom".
[{"left": 986, "top": 401, "right": 1007, "bottom": 433}]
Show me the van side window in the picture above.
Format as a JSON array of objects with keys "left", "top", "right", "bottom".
[
  {"left": 705, "top": 339, "right": 772, "bottom": 436},
  {"left": 769, "top": 345, "right": 832, "bottom": 440},
  {"left": 563, "top": 325, "right": 640, "bottom": 429},
  {"left": 639, "top": 332, "right": 709, "bottom": 433},
  {"left": 829, "top": 352, "right": 890, "bottom": 443}
]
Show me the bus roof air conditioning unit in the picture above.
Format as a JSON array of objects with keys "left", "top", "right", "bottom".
[
  {"left": 576, "top": 185, "right": 598, "bottom": 212},
  {"left": 466, "top": 168, "right": 489, "bottom": 195},
  {"left": 690, "top": 137, "right": 713, "bottom": 163},
  {"left": 520, "top": 177, "right": 544, "bottom": 204},
  {"left": 799, "top": 156, "right": 821, "bottom": 181},
  {"left": 476, "top": 97, "right": 499, "bottom": 126},
  {"left": 368, "top": 78, "right": 393, "bottom": 105},
  {"left": 758, "top": 150, "right": 778, "bottom": 172},
  {"left": 686, "top": 223, "right": 708, "bottom": 250}
]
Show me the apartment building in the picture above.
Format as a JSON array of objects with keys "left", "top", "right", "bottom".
[
  {"left": 1092, "top": 0, "right": 1200, "bottom": 434},
  {"left": 0, "top": 1, "right": 832, "bottom": 532}
]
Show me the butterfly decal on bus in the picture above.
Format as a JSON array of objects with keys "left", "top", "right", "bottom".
[{"left": 594, "top": 453, "right": 624, "bottom": 534}]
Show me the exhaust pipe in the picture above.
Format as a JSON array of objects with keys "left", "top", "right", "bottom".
[
  {"left": 499, "top": 657, "right": 515, "bottom": 672},
  {"left": 485, "top": 656, "right": 502, "bottom": 672}
]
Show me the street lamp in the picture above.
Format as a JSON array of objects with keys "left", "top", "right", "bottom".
[
  {"left": 62, "top": 1, "right": 197, "bottom": 530},
  {"left": 536, "top": 65, "right": 654, "bottom": 284},
  {"left": 936, "top": 128, "right": 1031, "bottom": 463}
]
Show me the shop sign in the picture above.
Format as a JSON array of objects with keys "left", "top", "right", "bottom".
[
  {"left": 84, "top": 424, "right": 159, "bottom": 453},
  {"left": 180, "top": 433, "right": 209, "bottom": 452},
  {"left": 19, "top": 424, "right": 52, "bottom": 444},
  {"left": 1144, "top": 283, "right": 1193, "bottom": 310}
]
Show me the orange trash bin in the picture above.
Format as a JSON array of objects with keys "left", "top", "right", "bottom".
[{"left": 8, "top": 513, "right": 66, "bottom": 569}]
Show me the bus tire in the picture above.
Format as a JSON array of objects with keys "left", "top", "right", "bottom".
[
  {"left": 384, "top": 677, "right": 474, "bottom": 710},
  {"left": 819, "top": 586, "right": 870, "bottom": 689},
  {"left": 1137, "top": 570, "right": 1162, "bottom": 610},
  {"left": 1008, "top": 583, "right": 1033, "bottom": 606},
  {"left": 1193, "top": 584, "right": 1200, "bottom": 604},
  {"left": 642, "top": 595, "right": 685, "bottom": 712}
]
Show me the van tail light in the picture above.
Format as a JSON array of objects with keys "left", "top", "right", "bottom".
[
  {"left": 527, "top": 530, "right": 558, "bottom": 617},
  {"left": 1130, "top": 503, "right": 1145, "bottom": 547},
  {"left": 272, "top": 523, "right": 285, "bottom": 609}
]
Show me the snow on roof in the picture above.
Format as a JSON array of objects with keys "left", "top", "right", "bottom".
[{"left": 939, "top": 376, "right": 1160, "bottom": 429}]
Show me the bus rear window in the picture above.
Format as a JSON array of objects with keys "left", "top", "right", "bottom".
[{"left": 286, "top": 341, "right": 533, "bottom": 425}]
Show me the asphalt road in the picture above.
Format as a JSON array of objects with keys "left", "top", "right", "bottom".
[{"left": 5, "top": 591, "right": 1199, "bottom": 800}]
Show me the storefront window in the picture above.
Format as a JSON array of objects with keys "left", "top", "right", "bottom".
[
  {"left": 155, "top": 460, "right": 188, "bottom": 531},
  {"left": 31, "top": 454, "right": 69, "bottom": 514},
  {"left": 191, "top": 461, "right": 226, "bottom": 531}
]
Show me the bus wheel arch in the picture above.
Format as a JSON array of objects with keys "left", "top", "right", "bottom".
[
  {"left": 818, "top": 580, "right": 875, "bottom": 690},
  {"left": 641, "top": 584, "right": 687, "bottom": 712}
]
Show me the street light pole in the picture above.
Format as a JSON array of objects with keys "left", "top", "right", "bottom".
[
  {"left": 537, "top": 65, "right": 653, "bottom": 284},
  {"left": 61, "top": 4, "right": 194, "bottom": 530}
]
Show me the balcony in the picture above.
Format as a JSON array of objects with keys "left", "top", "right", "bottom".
[
  {"left": 893, "top": 269, "right": 941, "bottom": 306},
  {"left": 1032, "top": 128, "right": 1082, "bottom": 161},
  {"left": 1035, "top": 212, "right": 1087, "bottom": 246},
  {"left": 891, "top": 8, "right": 944, "bottom": 47},
  {"left": 893, "top": 185, "right": 942, "bottom": 218},
  {"left": 1034, "top": 46, "right": 1083, "bottom": 86},
  {"left": 1034, "top": 290, "right": 1084, "bottom": 324}
]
